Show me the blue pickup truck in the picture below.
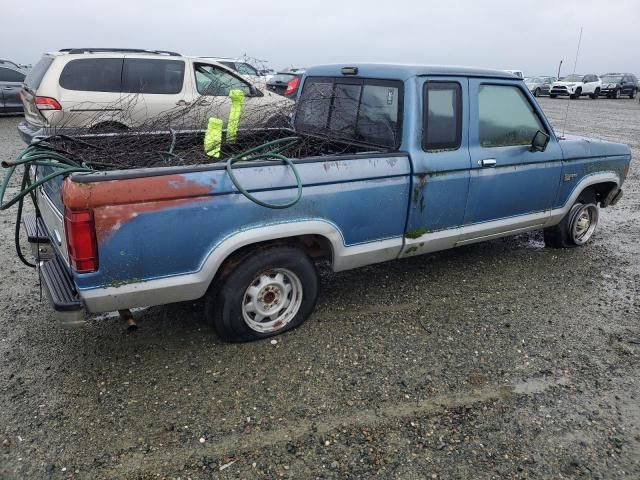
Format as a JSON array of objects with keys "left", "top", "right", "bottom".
[{"left": 19, "top": 64, "right": 631, "bottom": 341}]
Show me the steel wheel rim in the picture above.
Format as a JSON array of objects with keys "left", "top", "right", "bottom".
[
  {"left": 242, "top": 268, "right": 303, "bottom": 333},
  {"left": 571, "top": 203, "right": 598, "bottom": 245}
]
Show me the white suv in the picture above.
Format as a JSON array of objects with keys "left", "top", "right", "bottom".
[
  {"left": 549, "top": 74, "right": 602, "bottom": 99},
  {"left": 18, "top": 48, "right": 292, "bottom": 143}
]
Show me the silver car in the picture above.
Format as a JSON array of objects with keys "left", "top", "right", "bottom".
[{"left": 524, "top": 76, "right": 556, "bottom": 97}]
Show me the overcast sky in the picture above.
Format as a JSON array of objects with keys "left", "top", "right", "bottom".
[{"left": 4, "top": 0, "right": 639, "bottom": 76}]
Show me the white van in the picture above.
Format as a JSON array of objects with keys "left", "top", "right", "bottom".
[{"left": 18, "top": 48, "right": 292, "bottom": 143}]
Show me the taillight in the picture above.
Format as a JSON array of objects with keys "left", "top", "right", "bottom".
[
  {"left": 284, "top": 77, "right": 300, "bottom": 96},
  {"left": 35, "top": 96, "right": 62, "bottom": 111},
  {"left": 64, "top": 208, "right": 98, "bottom": 273}
]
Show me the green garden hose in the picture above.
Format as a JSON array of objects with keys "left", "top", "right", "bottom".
[{"left": 225, "top": 136, "right": 303, "bottom": 209}]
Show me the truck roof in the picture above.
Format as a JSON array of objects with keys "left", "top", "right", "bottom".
[{"left": 304, "top": 63, "right": 518, "bottom": 81}]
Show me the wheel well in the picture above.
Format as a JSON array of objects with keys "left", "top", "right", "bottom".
[
  {"left": 582, "top": 182, "right": 617, "bottom": 205},
  {"left": 211, "top": 235, "right": 334, "bottom": 288}
]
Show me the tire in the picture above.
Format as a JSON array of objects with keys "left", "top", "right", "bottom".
[
  {"left": 630, "top": 89, "right": 637, "bottom": 99},
  {"left": 614, "top": 89, "right": 621, "bottom": 99},
  {"left": 206, "top": 246, "right": 319, "bottom": 342},
  {"left": 550, "top": 94, "right": 557, "bottom": 98},
  {"left": 534, "top": 88, "right": 541, "bottom": 97},
  {"left": 589, "top": 88, "right": 599, "bottom": 99},
  {"left": 544, "top": 190, "right": 599, "bottom": 248},
  {"left": 570, "top": 88, "right": 581, "bottom": 100}
]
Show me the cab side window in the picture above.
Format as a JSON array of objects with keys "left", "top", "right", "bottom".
[
  {"left": 422, "top": 82, "right": 461, "bottom": 151},
  {"left": 194, "top": 64, "right": 251, "bottom": 96},
  {"left": 478, "top": 84, "right": 545, "bottom": 148}
]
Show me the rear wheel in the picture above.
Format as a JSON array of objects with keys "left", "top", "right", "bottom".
[
  {"left": 589, "top": 88, "right": 599, "bottom": 99},
  {"left": 206, "top": 246, "right": 319, "bottom": 342},
  {"left": 544, "top": 190, "right": 599, "bottom": 248}
]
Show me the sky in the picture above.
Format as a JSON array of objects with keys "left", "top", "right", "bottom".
[{"left": 3, "top": 0, "right": 639, "bottom": 77}]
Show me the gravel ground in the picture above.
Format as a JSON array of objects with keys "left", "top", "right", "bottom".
[{"left": 1, "top": 97, "right": 639, "bottom": 479}]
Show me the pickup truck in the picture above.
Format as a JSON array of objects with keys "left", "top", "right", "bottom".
[{"left": 13, "top": 64, "right": 631, "bottom": 342}]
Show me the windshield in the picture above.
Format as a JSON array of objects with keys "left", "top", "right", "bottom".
[
  {"left": 560, "top": 74, "right": 583, "bottom": 82},
  {"left": 601, "top": 75, "right": 623, "bottom": 83},
  {"left": 525, "top": 77, "right": 541, "bottom": 83}
]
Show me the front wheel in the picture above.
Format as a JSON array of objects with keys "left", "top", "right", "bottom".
[
  {"left": 544, "top": 193, "right": 599, "bottom": 248},
  {"left": 614, "top": 89, "right": 621, "bottom": 99},
  {"left": 630, "top": 89, "right": 637, "bottom": 99},
  {"left": 206, "top": 246, "right": 319, "bottom": 342},
  {"left": 534, "top": 88, "right": 540, "bottom": 97}
]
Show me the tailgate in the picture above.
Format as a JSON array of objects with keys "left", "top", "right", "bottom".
[{"left": 35, "top": 166, "right": 69, "bottom": 265}]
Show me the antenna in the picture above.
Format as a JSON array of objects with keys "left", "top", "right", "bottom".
[
  {"left": 556, "top": 60, "right": 563, "bottom": 80},
  {"left": 561, "top": 27, "right": 583, "bottom": 138}
]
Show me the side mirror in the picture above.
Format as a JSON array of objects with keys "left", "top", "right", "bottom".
[
  {"left": 530, "top": 130, "right": 550, "bottom": 152},
  {"left": 248, "top": 85, "right": 263, "bottom": 97}
]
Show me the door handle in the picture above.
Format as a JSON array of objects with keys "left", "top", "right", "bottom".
[
  {"left": 197, "top": 100, "right": 211, "bottom": 106},
  {"left": 175, "top": 100, "right": 191, "bottom": 106},
  {"left": 478, "top": 158, "right": 497, "bottom": 167}
]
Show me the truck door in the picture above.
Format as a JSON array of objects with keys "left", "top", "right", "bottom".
[
  {"left": 400, "top": 77, "right": 471, "bottom": 257},
  {"left": 462, "top": 79, "right": 562, "bottom": 243}
]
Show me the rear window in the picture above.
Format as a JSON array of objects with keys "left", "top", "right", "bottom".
[
  {"left": 24, "top": 56, "right": 54, "bottom": 90},
  {"left": 59, "top": 58, "right": 123, "bottom": 92},
  {"left": 122, "top": 59, "right": 185, "bottom": 94},
  {"left": 295, "top": 77, "right": 403, "bottom": 149},
  {"left": 0, "top": 67, "right": 25, "bottom": 82}
]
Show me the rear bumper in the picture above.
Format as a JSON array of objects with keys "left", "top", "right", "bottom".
[
  {"left": 17, "top": 119, "right": 45, "bottom": 144},
  {"left": 22, "top": 213, "right": 87, "bottom": 325},
  {"left": 39, "top": 254, "right": 87, "bottom": 326}
]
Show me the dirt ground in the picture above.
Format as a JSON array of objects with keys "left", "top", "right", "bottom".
[{"left": 1, "top": 97, "right": 639, "bottom": 479}]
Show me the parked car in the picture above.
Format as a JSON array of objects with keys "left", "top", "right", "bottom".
[
  {"left": 524, "top": 76, "right": 556, "bottom": 97},
  {"left": 266, "top": 70, "right": 304, "bottom": 98},
  {"left": 550, "top": 74, "right": 601, "bottom": 99},
  {"left": 0, "top": 65, "right": 25, "bottom": 115},
  {"left": 504, "top": 69, "right": 524, "bottom": 78},
  {"left": 18, "top": 48, "right": 292, "bottom": 143},
  {"left": 598, "top": 73, "right": 638, "bottom": 99},
  {"left": 16, "top": 64, "right": 630, "bottom": 341},
  {"left": 0, "top": 59, "right": 29, "bottom": 72}
]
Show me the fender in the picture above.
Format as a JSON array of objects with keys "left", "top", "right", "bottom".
[{"left": 546, "top": 171, "right": 621, "bottom": 226}]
